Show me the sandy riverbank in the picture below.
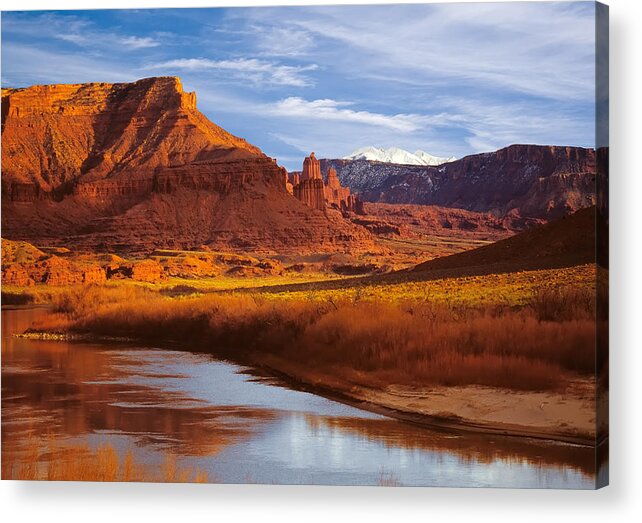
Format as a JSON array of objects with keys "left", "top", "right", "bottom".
[{"left": 251, "top": 353, "right": 603, "bottom": 446}]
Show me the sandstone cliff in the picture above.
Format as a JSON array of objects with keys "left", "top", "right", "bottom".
[
  {"left": 293, "top": 152, "right": 326, "bottom": 211},
  {"left": 325, "top": 167, "right": 360, "bottom": 213},
  {"left": 291, "top": 153, "right": 363, "bottom": 214},
  {"left": 2, "top": 77, "right": 261, "bottom": 199},
  {"left": 1, "top": 78, "right": 373, "bottom": 254}
]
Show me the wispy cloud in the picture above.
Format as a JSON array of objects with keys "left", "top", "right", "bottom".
[
  {"left": 267, "top": 97, "right": 428, "bottom": 133},
  {"left": 428, "top": 95, "right": 594, "bottom": 154},
  {"left": 145, "top": 58, "right": 318, "bottom": 87},
  {"left": 118, "top": 36, "right": 160, "bottom": 49},
  {"left": 0, "top": 42, "right": 138, "bottom": 86},
  {"left": 1, "top": 4, "right": 597, "bottom": 170},
  {"left": 57, "top": 33, "right": 160, "bottom": 49},
  {"left": 247, "top": 2, "right": 595, "bottom": 102},
  {"left": 3, "top": 12, "right": 161, "bottom": 52},
  {"left": 252, "top": 25, "right": 314, "bottom": 58}
]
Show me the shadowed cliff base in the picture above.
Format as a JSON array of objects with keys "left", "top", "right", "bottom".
[{"left": 412, "top": 205, "right": 596, "bottom": 272}]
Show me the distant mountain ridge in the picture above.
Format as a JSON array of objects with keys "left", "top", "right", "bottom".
[
  {"left": 322, "top": 144, "right": 596, "bottom": 221},
  {"left": 344, "top": 146, "right": 456, "bottom": 166}
]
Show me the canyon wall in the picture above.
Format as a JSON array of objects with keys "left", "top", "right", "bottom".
[{"left": 1, "top": 78, "right": 374, "bottom": 254}]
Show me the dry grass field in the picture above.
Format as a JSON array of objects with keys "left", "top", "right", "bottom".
[{"left": 27, "top": 262, "right": 599, "bottom": 393}]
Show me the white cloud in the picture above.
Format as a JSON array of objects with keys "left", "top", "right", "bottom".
[
  {"left": 57, "top": 33, "right": 88, "bottom": 45},
  {"left": 434, "top": 96, "right": 594, "bottom": 154},
  {"left": 0, "top": 42, "right": 137, "bottom": 86},
  {"left": 3, "top": 12, "right": 161, "bottom": 53},
  {"left": 118, "top": 36, "right": 160, "bottom": 49},
  {"left": 248, "top": 2, "right": 596, "bottom": 102},
  {"left": 253, "top": 26, "right": 314, "bottom": 58},
  {"left": 145, "top": 58, "right": 318, "bottom": 87},
  {"left": 261, "top": 92, "right": 594, "bottom": 165},
  {"left": 267, "top": 97, "right": 428, "bottom": 133}
]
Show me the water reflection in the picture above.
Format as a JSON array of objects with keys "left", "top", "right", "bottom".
[{"left": 2, "top": 308, "right": 596, "bottom": 487}]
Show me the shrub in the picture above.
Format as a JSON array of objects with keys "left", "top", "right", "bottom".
[{"left": 31, "top": 284, "right": 597, "bottom": 392}]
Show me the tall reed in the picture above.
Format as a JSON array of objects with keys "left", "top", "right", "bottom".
[{"left": 33, "top": 284, "right": 596, "bottom": 391}]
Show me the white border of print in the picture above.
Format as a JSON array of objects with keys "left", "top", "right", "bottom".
[{"left": 1, "top": 1, "right": 641, "bottom": 523}]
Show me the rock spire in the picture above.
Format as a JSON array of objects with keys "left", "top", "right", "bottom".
[{"left": 291, "top": 153, "right": 363, "bottom": 214}]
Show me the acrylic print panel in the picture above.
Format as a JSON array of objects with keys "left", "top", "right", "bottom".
[{"left": 0, "top": 1, "right": 608, "bottom": 488}]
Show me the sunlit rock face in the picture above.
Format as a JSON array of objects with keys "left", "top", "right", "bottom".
[
  {"left": 1, "top": 76, "right": 264, "bottom": 200},
  {"left": 1, "top": 78, "right": 374, "bottom": 254},
  {"left": 293, "top": 152, "right": 326, "bottom": 211},
  {"left": 0, "top": 239, "right": 109, "bottom": 286},
  {"left": 325, "top": 167, "right": 361, "bottom": 213},
  {"left": 291, "top": 155, "right": 364, "bottom": 214},
  {"left": 301, "top": 152, "right": 323, "bottom": 181}
]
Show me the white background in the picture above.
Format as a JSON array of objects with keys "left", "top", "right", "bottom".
[{"left": 1, "top": 0, "right": 640, "bottom": 521}]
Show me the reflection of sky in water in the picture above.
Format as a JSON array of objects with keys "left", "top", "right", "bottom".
[
  {"left": 2, "top": 308, "right": 596, "bottom": 488},
  {"left": 106, "top": 348, "right": 382, "bottom": 418},
  {"left": 205, "top": 413, "right": 592, "bottom": 488}
]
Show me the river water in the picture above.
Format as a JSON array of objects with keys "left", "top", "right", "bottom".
[{"left": 1, "top": 307, "right": 596, "bottom": 488}]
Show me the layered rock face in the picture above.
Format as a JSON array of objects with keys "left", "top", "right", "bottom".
[
  {"left": 291, "top": 154, "right": 363, "bottom": 214},
  {"left": 2, "top": 77, "right": 262, "bottom": 200},
  {"left": 1, "top": 78, "right": 374, "bottom": 254},
  {"left": 1, "top": 239, "right": 107, "bottom": 286},
  {"left": 358, "top": 202, "right": 538, "bottom": 238},
  {"left": 0, "top": 238, "right": 293, "bottom": 287},
  {"left": 293, "top": 152, "right": 326, "bottom": 211},
  {"left": 325, "top": 167, "right": 359, "bottom": 212},
  {"left": 321, "top": 145, "right": 596, "bottom": 220},
  {"left": 302, "top": 152, "right": 323, "bottom": 181}
]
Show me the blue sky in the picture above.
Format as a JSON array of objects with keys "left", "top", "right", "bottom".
[{"left": 1, "top": 3, "right": 597, "bottom": 170}]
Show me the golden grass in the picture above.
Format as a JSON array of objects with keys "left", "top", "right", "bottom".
[
  {"left": 2, "top": 439, "right": 209, "bottom": 483},
  {"left": 1, "top": 272, "right": 349, "bottom": 308},
  {"left": 258, "top": 265, "right": 597, "bottom": 307},
  {"left": 4, "top": 264, "right": 595, "bottom": 308},
  {"left": 31, "top": 267, "right": 599, "bottom": 392},
  {"left": 2, "top": 286, "right": 69, "bottom": 305}
]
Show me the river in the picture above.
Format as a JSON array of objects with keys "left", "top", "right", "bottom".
[{"left": 1, "top": 307, "right": 596, "bottom": 488}]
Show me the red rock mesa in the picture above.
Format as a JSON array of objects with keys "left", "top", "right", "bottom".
[{"left": 1, "top": 78, "right": 373, "bottom": 254}]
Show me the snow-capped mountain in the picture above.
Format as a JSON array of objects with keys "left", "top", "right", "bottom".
[
  {"left": 323, "top": 144, "right": 596, "bottom": 221},
  {"left": 344, "top": 146, "right": 456, "bottom": 166},
  {"left": 413, "top": 150, "right": 458, "bottom": 166}
]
